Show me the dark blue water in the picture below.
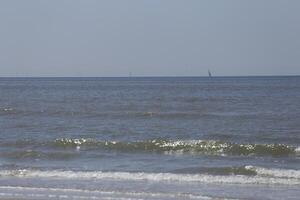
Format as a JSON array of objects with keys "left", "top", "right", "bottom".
[{"left": 0, "top": 77, "right": 299, "bottom": 199}]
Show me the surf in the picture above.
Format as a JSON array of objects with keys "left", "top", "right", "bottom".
[{"left": 0, "top": 166, "right": 299, "bottom": 186}]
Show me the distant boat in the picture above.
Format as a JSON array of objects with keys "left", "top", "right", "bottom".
[{"left": 208, "top": 70, "right": 212, "bottom": 77}]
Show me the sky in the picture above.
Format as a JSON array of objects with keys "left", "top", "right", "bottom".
[{"left": 0, "top": 0, "right": 299, "bottom": 77}]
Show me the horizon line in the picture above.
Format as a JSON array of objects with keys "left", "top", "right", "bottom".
[{"left": 0, "top": 75, "right": 299, "bottom": 78}]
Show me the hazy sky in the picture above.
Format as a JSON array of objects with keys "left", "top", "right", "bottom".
[{"left": 0, "top": 0, "right": 299, "bottom": 76}]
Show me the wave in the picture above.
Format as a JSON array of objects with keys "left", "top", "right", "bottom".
[
  {"left": 0, "top": 166, "right": 299, "bottom": 186},
  {"left": 52, "top": 138, "right": 299, "bottom": 157},
  {"left": 2, "top": 138, "right": 299, "bottom": 157},
  {"left": 171, "top": 166, "right": 258, "bottom": 176},
  {"left": 245, "top": 165, "right": 300, "bottom": 179}
]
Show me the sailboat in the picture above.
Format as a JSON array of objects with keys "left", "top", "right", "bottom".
[{"left": 208, "top": 70, "right": 212, "bottom": 77}]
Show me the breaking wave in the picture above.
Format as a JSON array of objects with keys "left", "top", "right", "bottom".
[
  {"left": 52, "top": 138, "right": 299, "bottom": 157},
  {"left": 2, "top": 138, "right": 299, "bottom": 157},
  {"left": 0, "top": 166, "right": 299, "bottom": 186}
]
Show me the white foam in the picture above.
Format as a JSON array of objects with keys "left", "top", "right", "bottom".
[
  {"left": 0, "top": 186, "right": 216, "bottom": 200},
  {"left": 0, "top": 168, "right": 299, "bottom": 186},
  {"left": 2, "top": 107, "right": 13, "bottom": 112},
  {"left": 295, "top": 146, "right": 300, "bottom": 153}
]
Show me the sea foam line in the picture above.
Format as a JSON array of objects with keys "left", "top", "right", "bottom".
[
  {"left": 0, "top": 168, "right": 299, "bottom": 186},
  {"left": 0, "top": 186, "right": 220, "bottom": 200}
]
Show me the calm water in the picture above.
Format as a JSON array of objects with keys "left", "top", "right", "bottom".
[{"left": 0, "top": 77, "right": 299, "bottom": 199}]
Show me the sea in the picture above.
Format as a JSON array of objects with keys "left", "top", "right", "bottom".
[{"left": 0, "top": 76, "right": 299, "bottom": 200}]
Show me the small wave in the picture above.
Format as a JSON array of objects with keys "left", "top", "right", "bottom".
[
  {"left": 53, "top": 138, "right": 298, "bottom": 157},
  {"left": 172, "top": 166, "right": 257, "bottom": 176},
  {"left": 0, "top": 167, "right": 299, "bottom": 185},
  {"left": 245, "top": 165, "right": 300, "bottom": 179},
  {"left": 173, "top": 166, "right": 300, "bottom": 178}
]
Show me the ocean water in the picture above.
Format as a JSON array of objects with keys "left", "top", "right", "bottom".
[{"left": 0, "top": 76, "right": 299, "bottom": 200}]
